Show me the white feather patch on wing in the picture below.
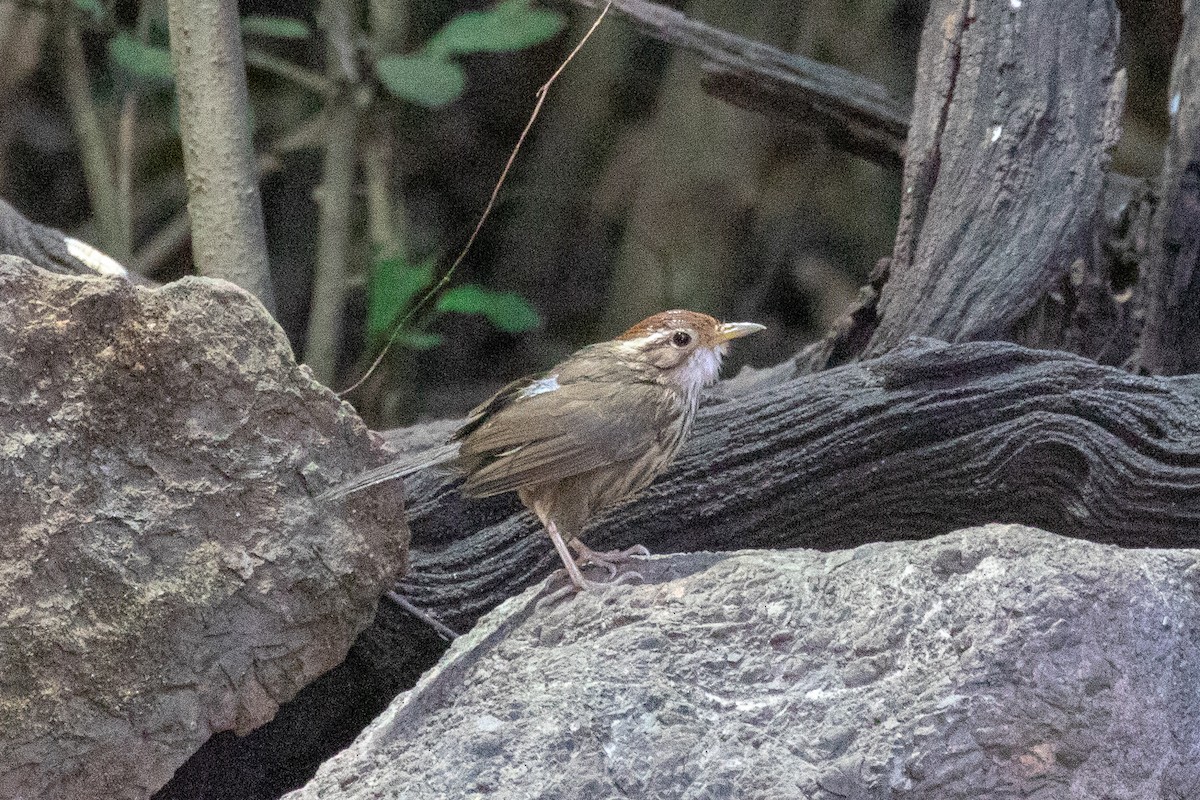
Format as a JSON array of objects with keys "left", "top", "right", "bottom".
[{"left": 519, "top": 375, "right": 560, "bottom": 398}]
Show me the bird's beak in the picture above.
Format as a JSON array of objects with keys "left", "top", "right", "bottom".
[{"left": 715, "top": 321, "right": 766, "bottom": 342}]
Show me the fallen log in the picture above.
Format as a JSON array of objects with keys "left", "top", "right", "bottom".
[{"left": 360, "top": 337, "right": 1200, "bottom": 648}]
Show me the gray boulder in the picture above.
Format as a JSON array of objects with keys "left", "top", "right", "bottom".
[
  {"left": 288, "top": 524, "right": 1200, "bottom": 800},
  {"left": 0, "top": 257, "right": 407, "bottom": 800}
]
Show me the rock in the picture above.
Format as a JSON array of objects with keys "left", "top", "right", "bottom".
[
  {"left": 0, "top": 257, "right": 408, "bottom": 800},
  {"left": 287, "top": 524, "right": 1200, "bottom": 800}
]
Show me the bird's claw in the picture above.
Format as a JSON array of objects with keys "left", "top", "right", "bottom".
[
  {"left": 585, "top": 559, "right": 619, "bottom": 580},
  {"left": 604, "top": 569, "right": 644, "bottom": 587},
  {"left": 569, "top": 541, "right": 651, "bottom": 578},
  {"left": 538, "top": 567, "right": 645, "bottom": 607}
]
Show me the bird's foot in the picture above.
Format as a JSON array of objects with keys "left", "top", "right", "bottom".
[
  {"left": 569, "top": 540, "right": 651, "bottom": 579},
  {"left": 542, "top": 522, "right": 646, "bottom": 605},
  {"left": 539, "top": 568, "right": 644, "bottom": 607}
]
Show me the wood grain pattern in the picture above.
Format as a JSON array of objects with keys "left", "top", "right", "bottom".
[{"left": 367, "top": 339, "right": 1200, "bottom": 643}]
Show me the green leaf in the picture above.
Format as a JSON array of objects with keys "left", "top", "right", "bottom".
[
  {"left": 108, "top": 34, "right": 174, "bottom": 85},
  {"left": 241, "top": 16, "right": 311, "bottom": 39},
  {"left": 398, "top": 330, "right": 444, "bottom": 351},
  {"left": 367, "top": 255, "right": 435, "bottom": 339},
  {"left": 425, "top": 0, "right": 567, "bottom": 57},
  {"left": 437, "top": 285, "right": 541, "bottom": 333},
  {"left": 376, "top": 54, "right": 466, "bottom": 108},
  {"left": 72, "top": 0, "right": 106, "bottom": 22}
]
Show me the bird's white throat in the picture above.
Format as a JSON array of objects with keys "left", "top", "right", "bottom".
[{"left": 673, "top": 345, "right": 726, "bottom": 394}]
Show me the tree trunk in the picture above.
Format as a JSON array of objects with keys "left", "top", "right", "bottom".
[
  {"left": 167, "top": 0, "right": 276, "bottom": 314},
  {"left": 1133, "top": 0, "right": 1200, "bottom": 375},
  {"left": 826, "top": 0, "right": 1125, "bottom": 363}
]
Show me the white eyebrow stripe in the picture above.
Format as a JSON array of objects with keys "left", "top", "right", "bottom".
[
  {"left": 519, "top": 375, "right": 560, "bottom": 398},
  {"left": 615, "top": 332, "right": 672, "bottom": 355}
]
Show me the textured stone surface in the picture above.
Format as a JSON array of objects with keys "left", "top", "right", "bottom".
[
  {"left": 0, "top": 256, "right": 408, "bottom": 800},
  {"left": 290, "top": 524, "right": 1200, "bottom": 800}
]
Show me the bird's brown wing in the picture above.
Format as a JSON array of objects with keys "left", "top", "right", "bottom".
[
  {"left": 454, "top": 379, "right": 680, "bottom": 498},
  {"left": 453, "top": 374, "right": 541, "bottom": 442}
]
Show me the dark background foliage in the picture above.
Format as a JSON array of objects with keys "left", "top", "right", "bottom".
[{"left": 0, "top": 0, "right": 1177, "bottom": 427}]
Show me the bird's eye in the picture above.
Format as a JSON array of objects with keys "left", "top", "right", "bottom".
[{"left": 671, "top": 331, "right": 692, "bottom": 348}]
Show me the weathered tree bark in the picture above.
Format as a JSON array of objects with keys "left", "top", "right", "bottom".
[
  {"left": 863, "top": 0, "right": 1124, "bottom": 356},
  {"left": 1134, "top": 0, "right": 1200, "bottom": 376}
]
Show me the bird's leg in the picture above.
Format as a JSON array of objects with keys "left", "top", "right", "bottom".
[
  {"left": 542, "top": 520, "right": 644, "bottom": 599},
  {"left": 545, "top": 519, "right": 589, "bottom": 591},
  {"left": 569, "top": 538, "right": 651, "bottom": 578}
]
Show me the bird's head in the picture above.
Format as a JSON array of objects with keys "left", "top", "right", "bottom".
[{"left": 615, "top": 310, "right": 765, "bottom": 394}]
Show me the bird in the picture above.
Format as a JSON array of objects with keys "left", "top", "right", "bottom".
[{"left": 320, "top": 310, "right": 765, "bottom": 591}]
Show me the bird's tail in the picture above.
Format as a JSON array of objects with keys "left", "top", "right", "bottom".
[{"left": 318, "top": 442, "right": 459, "bottom": 502}]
